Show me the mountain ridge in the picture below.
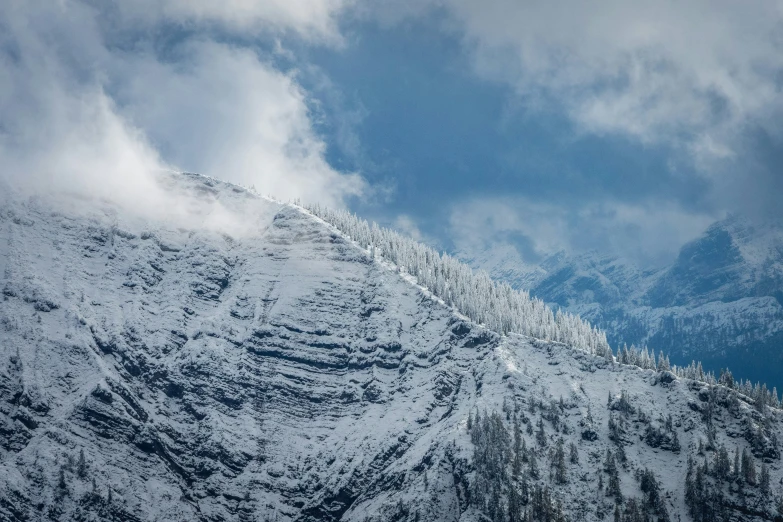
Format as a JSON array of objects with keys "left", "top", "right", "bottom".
[{"left": 1, "top": 173, "right": 782, "bottom": 521}]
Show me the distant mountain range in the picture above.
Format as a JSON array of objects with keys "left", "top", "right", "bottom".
[{"left": 458, "top": 215, "right": 783, "bottom": 391}]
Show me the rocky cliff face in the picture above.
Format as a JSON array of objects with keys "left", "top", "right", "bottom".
[
  {"left": 1, "top": 174, "right": 782, "bottom": 521},
  {"left": 460, "top": 217, "right": 783, "bottom": 390}
]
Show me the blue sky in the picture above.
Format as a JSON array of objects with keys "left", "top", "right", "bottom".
[
  {"left": 299, "top": 14, "right": 714, "bottom": 262},
  {"left": 1, "top": 0, "right": 782, "bottom": 268}
]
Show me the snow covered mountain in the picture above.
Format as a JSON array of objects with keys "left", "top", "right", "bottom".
[
  {"left": 459, "top": 217, "right": 783, "bottom": 391},
  {"left": 1, "top": 173, "right": 782, "bottom": 521}
]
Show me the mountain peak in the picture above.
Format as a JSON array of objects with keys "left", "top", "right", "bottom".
[{"left": 2, "top": 174, "right": 782, "bottom": 521}]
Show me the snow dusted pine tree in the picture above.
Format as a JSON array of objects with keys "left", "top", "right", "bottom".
[
  {"left": 300, "top": 200, "right": 783, "bottom": 408},
  {"left": 303, "top": 203, "right": 610, "bottom": 356}
]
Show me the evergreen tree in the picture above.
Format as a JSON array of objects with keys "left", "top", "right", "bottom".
[
  {"left": 685, "top": 457, "right": 695, "bottom": 510},
  {"left": 741, "top": 448, "right": 756, "bottom": 485},
  {"left": 638, "top": 468, "right": 664, "bottom": 514},
  {"left": 712, "top": 445, "right": 730, "bottom": 480},
  {"left": 488, "top": 487, "right": 504, "bottom": 522},
  {"left": 519, "top": 476, "right": 530, "bottom": 507},
  {"left": 554, "top": 439, "right": 567, "bottom": 484},
  {"left": 608, "top": 415, "right": 621, "bottom": 443},
  {"left": 760, "top": 463, "right": 771, "bottom": 497},
  {"left": 604, "top": 448, "right": 613, "bottom": 471},
  {"left": 719, "top": 368, "right": 734, "bottom": 388},
  {"left": 657, "top": 351, "right": 670, "bottom": 371},
  {"left": 90, "top": 476, "right": 99, "bottom": 502},
  {"left": 569, "top": 442, "right": 578, "bottom": 464},
  {"left": 693, "top": 463, "right": 706, "bottom": 520},
  {"left": 306, "top": 202, "right": 611, "bottom": 354},
  {"left": 670, "top": 428, "right": 681, "bottom": 453},
  {"left": 605, "top": 451, "right": 622, "bottom": 500},
  {"left": 615, "top": 444, "right": 627, "bottom": 466},
  {"left": 468, "top": 410, "right": 511, "bottom": 521},
  {"left": 529, "top": 452, "right": 540, "bottom": 479},
  {"left": 536, "top": 418, "right": 547, "bottom": 447},
  {"left": 57, "top": 467, "right": 67, "bottom": 496},
  {"left": 77, "top": 448, "right": 87, "bottom": 479},
  {"left": 307, "top": 203, "right": 612, "bottom": 355},
  {"left": 512, "top": 416, "right": 523, "bottom": 479},
  {"left": 508, "top": 488, "right": 523, "bottom": 522}
]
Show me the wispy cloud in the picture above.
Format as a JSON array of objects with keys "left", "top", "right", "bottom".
[
  {"left": 430, "top": 0, "right": 783, "bottom": 155},
  {"left": 363, "top": 0, "right": 783, "bottom": 262},
  {"left": 116, "top": 0, "right": 354, "bottom": 43},
  {"left": 393, "top": 214, "right": 439, "bottom": 246},
  {"left": 0, "top": 0, "right": 364, "bottom": 223},
  {"left": 2, "top": 0, "right": 780, "bottom": 262},
  {"left": 115, "top": 40, "right": 365, "bottom": 206},
  {"left": 450, "top": 196, "right": 715, "bottom": 267}
]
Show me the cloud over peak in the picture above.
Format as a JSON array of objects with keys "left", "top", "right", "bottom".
[
  {"left": 0, "top": 0, "right": 363, "bottom": 215},
  {"left": 2, "top": 0, "right": 782, "bottom": 266}
]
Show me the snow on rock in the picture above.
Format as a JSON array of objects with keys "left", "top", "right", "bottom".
[{"left": 0, "top": 173, "right": 781, "bottom": 521}]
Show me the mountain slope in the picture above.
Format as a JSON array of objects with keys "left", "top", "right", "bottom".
[{"left": 1, "top": 174, "right": 782, "bottom": 521}]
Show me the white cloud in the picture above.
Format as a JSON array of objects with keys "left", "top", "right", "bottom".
[
  {"left": 450, "top": 197, "right": 715, "bottom": 267},
  {"left": 114, "top": 0, "right": 353, "bottom": 43},
  {"left": 389, "top": 0, "right": 783, "bottom": 157},
  {"left": 449, "top": 198, "right": 569, "bottom": 260},
  {"left": 115, "top": 41, "right": 364, "bottom": 207},
  {"left": 370, "top": 0, "right": 783, "bottom": 259},
  {"left": 0, "top": 2, "right": 161, "bottom": 197},
  {"left": 0, "top": 0, "right": 363, "bottom": 227},
  {"left": 392, "top": 215, "right": 423, "bottom": 241}
]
